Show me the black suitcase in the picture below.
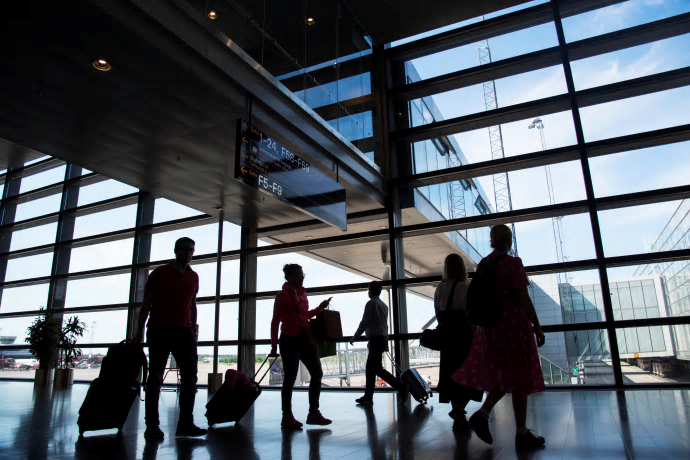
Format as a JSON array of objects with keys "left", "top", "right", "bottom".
[
  {"left": 77, "top": 340, "right": 147, "bottom": 435},
  {"left": 206, "top": 357, "right": 272, "bottom": 427},
  {"left": 78, "top": 378, "right": 138, "bottom": 434},
  {"left": 387, "top": 351, "right": 433, "bottom": 404}
]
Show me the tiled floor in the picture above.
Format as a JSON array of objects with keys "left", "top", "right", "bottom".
[{"left": 0, "top": 381, "right": 688, "bottom": 459}]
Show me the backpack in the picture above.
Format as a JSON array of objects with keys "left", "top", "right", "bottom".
[{"left": 466, "top": 254, "right": 507, "bottom": 327}]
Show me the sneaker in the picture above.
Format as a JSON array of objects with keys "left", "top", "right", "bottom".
[
  {"left": 175, "top": 423, "right": 208, "bottom": 437},
  {"left": 144, "top": 426, "right": 165, "bottom": 440},
  {"left": 355, "top": 396, "right": 373, "bottom": 406},
  {"left": 306, "top": 410, "right": 332, "bottom": 426},
  {"left": 515, "top": 429, "right": 545, "bottom": 448},
  {"left": 469, "top": 411, "right": 493, "bottom": 444},
  {"left": 281, "top": 413, "right": 303, "bottom": 429}
]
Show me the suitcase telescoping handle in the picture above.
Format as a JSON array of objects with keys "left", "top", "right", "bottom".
[
  {"left": 253, "top": 355, "right": 275, "bottom": 385},
  {"left": 385, "top": 350, "right": 404, "bottom": 374}
]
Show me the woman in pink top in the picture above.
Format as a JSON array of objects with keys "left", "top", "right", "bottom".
[
  {"left": 452, "top": 224, "right": 546, "bottom": 448},
  {"left": 270, "top": 264, "right": 332, "bottom": 429}
]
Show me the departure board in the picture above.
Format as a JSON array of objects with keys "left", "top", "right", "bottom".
[{"left": 235, "top": 119, "right": 347, "bottom": 230}]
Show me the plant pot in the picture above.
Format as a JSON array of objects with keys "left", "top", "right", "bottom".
[
  {"left": 53, "top": 368, "right": 74, "bottom": 389},
  {"left": 34, "top": 368, "right": 55, "bottom": 389}
]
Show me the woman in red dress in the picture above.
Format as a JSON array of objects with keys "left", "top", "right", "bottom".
[{"left": 452, "top": 224, "right": 546, "bottom": 448}]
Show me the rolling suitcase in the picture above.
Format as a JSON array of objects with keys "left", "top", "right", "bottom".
[
  {"left": 77, "top": 378, "right": 138, "bottom": 435},
  {"left": 387, "top": 351, "right": 433, "bottom": 404},
  {"left": 77, "top": 340, "right": 147, "bottom": 435},
  {"left": 205, "top": 356, "right": 273, "bottom": 427}
]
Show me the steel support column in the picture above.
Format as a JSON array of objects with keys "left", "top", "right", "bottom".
[{"left": 552, "top": 0, "right": 624, "bottom": 387}]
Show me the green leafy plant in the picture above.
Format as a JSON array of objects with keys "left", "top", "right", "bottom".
[
  {"left": 25, "top": 309, "right": 60, "bottom": 369},
  {"left": 57, "top": 316, "right": 87, "bottom": 369}
]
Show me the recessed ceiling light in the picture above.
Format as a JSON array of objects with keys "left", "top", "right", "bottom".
[
  {"left": 306, "top": 17, "right": 315, "bottom": 25},
  {"left": 406, "top": 243, "right": 414, "bottom": 247},
  {"left": 306, "top": 236, "right": 313, "bottom": 239},
  {"left": 436, "top": 262, "right": 442, "bottom": 265},
  {"left": 342, "top": 251, "right": 348, "bottom": 254},
  {"left": 208, "top": 11, "right": 218, "bottom": 19},
  {"left": 92, "top": 59, "right": 111, "bottom": 72},
  {"left": 379, "top": 225, "right": 387, "bottom": 229}
]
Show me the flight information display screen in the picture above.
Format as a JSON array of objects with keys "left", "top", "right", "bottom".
[{"left": 235, "top": 119, "right": 347, "bottom": 230}]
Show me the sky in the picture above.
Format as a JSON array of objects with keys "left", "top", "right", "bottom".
[{"left": 2, "top": 0, "right": 690, "bottom": 352}]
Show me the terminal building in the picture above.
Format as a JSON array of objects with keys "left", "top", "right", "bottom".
[{"left": 1, "top": 0, "right": 689, "bottom": 458}]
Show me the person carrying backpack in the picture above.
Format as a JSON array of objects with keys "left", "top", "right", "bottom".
[{"left": 452, "top": 224, "right": 546, "bottom": 448}]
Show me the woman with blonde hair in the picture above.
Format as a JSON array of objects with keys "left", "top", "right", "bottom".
[
  {"left": 453, "top": 224, "right": 546, "bottom": 448},
  {"left": 433, "top": 253, "right": 483, "bottom": 430}
]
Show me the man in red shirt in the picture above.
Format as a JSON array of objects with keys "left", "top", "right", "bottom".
[{"left": 133, "top": 237, "right": 207, "bottom": 439}]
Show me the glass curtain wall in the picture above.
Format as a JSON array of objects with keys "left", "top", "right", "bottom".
[
  {"left": 387, "top": 0, "right": 690, "bottom": 387},
  {"left": 2, "top": 0, "right": 690, "bottom": 390}
]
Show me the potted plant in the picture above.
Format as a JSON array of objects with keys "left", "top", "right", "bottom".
[
  {"left": 25, "top": 308, "right": 60, "bottom": 388},
  {"left": 54, "top": 316, "right": 86, "bottom": 389}
]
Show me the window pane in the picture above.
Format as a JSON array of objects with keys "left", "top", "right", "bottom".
[
  {"left": 14, "top": 194, "right": 61, "bottom": 222},
  {"left": 405, "top": 23, "right": 558, "bottom": 81},
  {"left": 590, "top": 141, "right": 690, "bottom": 198},
  {"left": 615, "top": 326, "right": 688, "bottom": 385},
  {"left": 220, "top": 260, "right": 239, "bottom": 295},
  {"left": 150, "top": 223, "right": 219, "bottom": 261},
  {"left": 72, "top": 347, "right": 108, "bottom": 382},
  {"left": 598, "top": 200, "right": 683, "bottom": 258},
  {"left": 69, "top": 239, "right": 134, "bottom": 273},
  {"left": 64, "top": 273, "right": 131, "bottom": 308},
  {"left": 5, "top": 253, "right": 53, "bottom": 282},
  {"left": 194, "top": 345, "right": 238, "bottom": 386},
  {"left": 19, "top": 165, "right": 65, "bottom": 194},
  {"left": 572, "top": 34, "right": 690, "bottom": 91},
  {"left": 580, "top": 86, "right": 690, "bottom": 143},
  {"left": 9, "top": 223, "right": 57, "bottom": 252},
  {"left": 255, "top": 250, "right": 371, "bottom": 293},
  {"left": 0, "top": 315, "right": 38, "bottom": 346},
  {"left": 404, "top": 160, "right": 586, "bottom": 228},
  {"left": 406, "top": 111, "right": 576, "bottom": 176},
  {"left": 153, "top": 198, "right": 204, "bottom": 224},
  {"left": 0, "top": 284, "right": 49, "bottom": 314},
  {"left": 196, "top": 302, "right": 238, "bottom": 342},
  {"left": 402, "top": 213, "right": 596, "bottom": 278},
  {"left": 190, "top": 262, "right": 217, "bottom": 298},
  {"left": 563, "top": 0, "right": 690, "bottom": 43},
  {"left": 407, "top": 66, "right": 566, "bottom": 128},
  {"left": 72, "top": 205, "right": 137, "bottom": 239},
  {"left": 222, "top": 222, "right": 241, "bottom": 252},
  {"left": 76, "top": 179, "right": 137, "bottom": 207},
  {"left": 541, "top": 330, "right": 614, "bottom": 386},
  {"left": 72, "top": 310, "right": 128, "bottom": 344}
]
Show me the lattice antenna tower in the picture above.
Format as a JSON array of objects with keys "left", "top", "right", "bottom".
[{"left": 477, "top": 34, "right": 518, "bottom": 255}]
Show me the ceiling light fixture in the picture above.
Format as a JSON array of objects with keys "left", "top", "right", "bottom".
[
  {"left": 213, "top": 206, "right": 223, "bottom": 211},
  {"left": 208, "top": 11, "right": 218, "bottom": 19},
  {"left": 379, "top": 225, "right": 387, "bottom": 229},
  {"left": 306, "top": 17, "right": 315, "bottom": 25},
  {"left": 406, "top": 243, "right": 414, "bottom": 247},
  {"left": 306, "top": 235, "right": 313, "bottom": 239},
  {"left": 92, "top": 59, "right": 111, "bottom": 72},
  {"left": 342, "top": 251, "right": 348, "bottom": 254}
]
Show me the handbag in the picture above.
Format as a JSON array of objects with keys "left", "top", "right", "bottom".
[
  {"left": 315, "top": 339, "right": 337, "bottom": 358},
  {"left": 311, "top": 305, "right": 343, "bottom": 341},
  {"left": 420, "top": 280, "right": 460, "bottom": 351}
]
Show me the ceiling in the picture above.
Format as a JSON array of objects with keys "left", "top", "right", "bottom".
[
  {"left": 345, "top": 0, "right": 532, "bottom": 44},
  {"left": 0, "top": 0, "right": 383, "bottom": 230},
  {"left": 179, "top": 0, "right": 530, "bottom": 76}
]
